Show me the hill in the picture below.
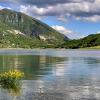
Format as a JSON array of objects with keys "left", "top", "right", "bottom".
[
  {"left": 0, "top": 8, "right": 68, "bottom": 48},
  {"left": 62, "top": 33, "right": 100, "bottom": 49}
]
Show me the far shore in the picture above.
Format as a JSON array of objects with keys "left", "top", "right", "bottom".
[
  {"left": 0, "top": 46, "right": 100, "bottom": 50},
  {"left": 80, "top": 46, "right": 100, "bottom": 50}
]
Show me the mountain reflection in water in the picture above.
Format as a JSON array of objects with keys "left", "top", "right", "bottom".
[{"left": 0, "top": 49, "right": 100, "bottom": 100}]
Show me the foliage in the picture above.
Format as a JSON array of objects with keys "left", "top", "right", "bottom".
[
  {"left": 0, "top": 70, "right": 24, "bottom": 94},
  {"left": 62, "top": 34, "right": 100, "bottom": 49}
]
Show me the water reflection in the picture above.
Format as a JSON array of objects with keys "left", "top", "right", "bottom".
[
  {"left": 0, "top": 50, "right": 100, "bottom": 100},
  {"left": 0, "top": 55, "right": 65, "bottom": 80}
]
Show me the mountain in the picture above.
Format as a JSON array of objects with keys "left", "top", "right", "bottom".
[
  {"left": 62, "top": 33, "right": 100, "bottom": 49},
  {"left": 0, "top": 9, "right": 99, "bottom": 49},
  {"left": 0, "top": 8, "right": 68, "bottom": 48}
]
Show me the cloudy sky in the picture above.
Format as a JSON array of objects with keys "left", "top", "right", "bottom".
[{"left": 0, "top": 0, "right": 100, "bottom": 39}]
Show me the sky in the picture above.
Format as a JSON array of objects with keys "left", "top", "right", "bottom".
[{"left": 0, "top": 0, "right": 100, "bottom": 39}]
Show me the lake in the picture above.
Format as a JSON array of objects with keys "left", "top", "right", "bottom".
[{"left": 0, "top": 49, "right": 100, "bottom": 100}]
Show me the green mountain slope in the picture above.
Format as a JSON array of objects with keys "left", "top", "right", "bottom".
[
  {"left": 62, "top": 33, "right": 100, "bottom": 49},
  {"left": 0, "top": 9, "right": 68, "bottom": 43},
  {"left": 0, "top": 8, "right": 69, "bottom": 48},
  {"left": 0, "top": 22, "right": 61, "bottom": 48}
]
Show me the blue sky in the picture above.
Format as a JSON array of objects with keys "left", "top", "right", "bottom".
[{"left": 0, "top": 0, "right": 100, "bottom": 39}]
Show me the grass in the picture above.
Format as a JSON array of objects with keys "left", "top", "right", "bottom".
[{"left": 80, "top": 46, "right": 100, "bottom": 49}]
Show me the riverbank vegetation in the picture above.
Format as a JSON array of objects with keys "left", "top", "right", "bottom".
[
  {"left": 0, "top": 70, "right": 24, "bottom": 94},
  {"left": 0, "top": 32, "right": 100, "bottom": 49}
]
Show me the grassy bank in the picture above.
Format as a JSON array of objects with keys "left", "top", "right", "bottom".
[{"left": 80, "top": 46, "right": 100, "bottom": 49}]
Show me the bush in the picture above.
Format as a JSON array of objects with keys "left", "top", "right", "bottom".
[{"left": 0, "top": 70, "right": 24, "bottom": 94}]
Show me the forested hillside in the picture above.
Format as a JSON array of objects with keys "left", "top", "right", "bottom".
[{"left": 62, "top": 34, "right": 100, "bottom": 49}]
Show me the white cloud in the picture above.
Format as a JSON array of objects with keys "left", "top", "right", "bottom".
[
  {"left": 52, "top": 25, "right": 85, "bottom": 39},
  {"left": 1, "top": 0, "right": 100, "bottom": 22},
  {"left": 57, "top": 15, "right": 68, "bottom": 22},
  {"left": 76, "top": 15, "right": 100, "bottom": 22},
  {"left": 0, "top": 6, "right": 3, "bottom": 10},
  {"left": 19, "top": 5, "right": 28, "bottom": 14},
  {"left": 18, "top": 0, "right": 100, "bottom": 22},
  {"left": 52, "top": 25, "right": 72, "bottom": 35},
  {"left": 19, "top": 3, "right": 88, "bottom": 16},
  {"left": 19, "top": 5, "right": 44, "bottom": 20},
  {"left": 0, "top": 6, "right": 11, "bottom": 10},
  {"left": 20, "top": 5, "right": 47, "bottom": 16}
]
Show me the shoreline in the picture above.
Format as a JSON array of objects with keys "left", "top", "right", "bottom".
[{"left": 0, "top": 46, "right": 100, "bottom": 50}]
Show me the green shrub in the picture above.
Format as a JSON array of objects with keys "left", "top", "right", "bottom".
[{"left": 0, "top": 70, "right": 24, "bottom": 94}]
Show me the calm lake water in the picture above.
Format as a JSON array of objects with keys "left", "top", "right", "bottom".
[{"left": 0, "top": 49, "right": 100, "bottom": 100}]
